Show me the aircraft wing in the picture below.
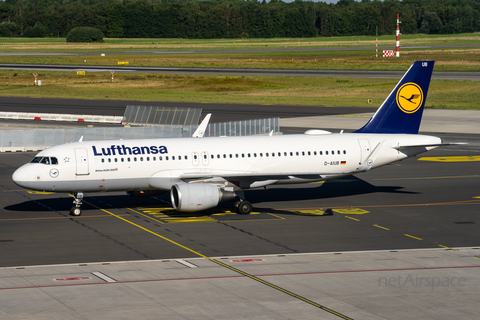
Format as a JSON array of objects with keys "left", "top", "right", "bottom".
[
  {"left": 393, "top": 142, "right": 466, "bottom": 150},
  {"left": 179, "top": 170, "right": 352, "bottom": 181}
]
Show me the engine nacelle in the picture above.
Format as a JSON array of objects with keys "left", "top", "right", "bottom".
[{"left": 171, "top": 183, "right": 235, "bottom": 212}]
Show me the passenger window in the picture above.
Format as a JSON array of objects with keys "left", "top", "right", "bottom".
[
  {"left": 211, "top": 155, "right": 214, "bottom": 159},
  {"left": 254, "top": 153, "right": 257, "bottom": 157},
  {"left": 166, "top": 156, "right": 169, "bottom": 160},
  {"left": 344, "top": 150, "right": 346, "bottom": 154},
  {"left": 308, "top": 151, "right": 311, "bottom": 156},
  {"left": 248, "top": 153, "right": 251, "bottom": 158},
  {"left": 217, "top": 154, "right": 220, "bottom": 159},
  {"left": 260, "top": 153, "right": 263, "bottom": 157},
  {"left": 128, "top": 158, "right": 131, "bottom": 162},
  {"left": 51, "top": 157, "right": 58, "bottom": 165},
  {"left": 229, "top": 154, "right": 232, "bottom": 158},
  {"left": 296, "top": 152, "right": 299, "bottom": 156},
  {"left": 242, "top": 154, "right": 245, "bottom": 158},
  {"left": 302, "top": 152, "right": 305, "bottom": 156},
  {"left": 326, "top": 151, "right": 328, "bottom": 155},
  {"left": 236, "top": 154, "right": 239, "bottom": 158},
  {"left": 159, "top": 156, "right": 162, "bottom": 161},
  {"left": 320, "top": 151, "right": 323, "bottom": 155},
  {"left": 314, "top": 151, "right": 317, "bottom": 155},
  {"left": 115, "top": 158, "right": 118, "bottom": 162},
  {"left": 194, "top": 155, "right": 197, "bottom": 160},
  {"left": 223, "top": 154, "right": 226, "bottom": 158},
  {"left": 290, "top": 152, "right": 293, "bottom": 156},
  {"left": 185, "top": 156, "right": 187, "bottom": 160},
  {"left": 337, "top": 150, "right": 340, "bottom": 155},
  {"left": 140, "top": 157, "right": 144, "bottom": 161},
  {"left": 108, "top": 158, "right": 111, "bottom": 163},
  {"left": 134, "top": 157, "right": 137, "bottom": 162},
  {"left": 172, "top": 156, "right": 175, "bottom": 160},
  {"left": 271, "top": 153, "right": 274, "bottom": 157},
  {"left": 121, "top": 158, "right": 124, "bottom": 162},
  {"left": 147, "top": 157, "right": 150, "bottom": 161},
  {"left": 332, "top": 150, "right": 334, "bottom": 155},
  {"left": 101, "top": 159, "right": 105, "bottom": 163}
]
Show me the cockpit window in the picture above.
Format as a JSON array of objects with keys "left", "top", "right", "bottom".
[
  {"left": 31, "top": 157, "right": 42, "bottom": 163},
  {"left": 31, "top": 157, "right": 58, "bottom": 165}
]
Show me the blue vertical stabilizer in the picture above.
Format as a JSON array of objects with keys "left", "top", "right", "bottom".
[{"left": 354, "top": 61, "right": 435, "bottom": 134}]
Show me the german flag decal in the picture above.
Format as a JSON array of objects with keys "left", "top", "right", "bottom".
[{"left": 341, "top": 161, "right": 347, "bottom": 165}]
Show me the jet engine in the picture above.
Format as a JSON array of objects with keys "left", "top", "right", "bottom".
[{"left": 171, "top": 182, "right": 235, "bottom": 212}]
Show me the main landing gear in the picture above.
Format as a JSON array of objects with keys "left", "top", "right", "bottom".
[
  {"left": 70, "top": 192, "right": 84, "bottom": 216},
  {"left": 234, "top": 200, "right": 253, "bottom": 215},
  {"left": 233, "top": 190, "right": 253, "bottom": 215}
]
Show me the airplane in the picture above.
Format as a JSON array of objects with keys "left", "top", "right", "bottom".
[{"left": 12, "top": 60, "right": 454, "bottom": 216}]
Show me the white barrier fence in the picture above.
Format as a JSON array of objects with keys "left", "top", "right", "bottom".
[
  {"left": 0, "top": 118, "right": 280, "bottom": 152},
  {"left": 0, "top": 111, "right": 123, "bottom": 124}
]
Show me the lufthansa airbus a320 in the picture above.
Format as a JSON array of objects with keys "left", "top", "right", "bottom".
[{"left": 13, "top": 61, "right": 455, "bottom": 216}]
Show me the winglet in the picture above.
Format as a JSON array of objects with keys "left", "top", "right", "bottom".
[
  {"left": 192, "top": 114, "right": 212, "bottom": 138},
  {"left": 354, "top": 61, "right": 435, "bottom": 134},
  {"left": 79, "top": 136, "right": 84, "bottom": 142}
]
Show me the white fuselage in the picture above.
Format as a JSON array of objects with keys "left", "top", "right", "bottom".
[{"left": 12, "top": 132, "right": 441, "bottom": 193}]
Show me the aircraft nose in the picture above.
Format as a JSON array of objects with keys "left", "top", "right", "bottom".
[{"left": 12, "top": 167, "right": 29, "bottom": 188}]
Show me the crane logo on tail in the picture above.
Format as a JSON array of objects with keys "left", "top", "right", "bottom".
[{"left": 396, "top": 82, "right": 424, "bottom": 114}]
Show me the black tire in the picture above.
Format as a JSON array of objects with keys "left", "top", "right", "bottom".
[
  {"left": 70, "top": 207, "right": 82, "bottom": 216},
  {"left": 236, "top": 201, "right": 252, "bottom": 215}
]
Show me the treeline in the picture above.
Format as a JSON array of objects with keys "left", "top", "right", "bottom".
[{"left": 0, "top": 0, "right": 479, "bottom": 38}]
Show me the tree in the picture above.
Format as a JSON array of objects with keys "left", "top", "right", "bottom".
[{"left": 66, "top": 26, "right": 104, "bottom": 42}]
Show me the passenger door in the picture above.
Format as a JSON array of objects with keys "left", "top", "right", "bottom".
[{"left": 75, "top": 148, "right": 89, "bottom": 175}]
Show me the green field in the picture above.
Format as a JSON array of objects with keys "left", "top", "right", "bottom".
[
  {"left": 0, "top": 70, "right": 477, "bottom": 109},
  {"left": 0, "top": 35, "right": 478, "bottom": 109}
]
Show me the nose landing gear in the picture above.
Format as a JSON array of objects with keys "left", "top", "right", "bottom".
[{"left": 70, "top": 192, "right": 84, "bottom": 216}]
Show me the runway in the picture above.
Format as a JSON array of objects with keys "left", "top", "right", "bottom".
[
  {"left": 0, "top": 100, "right": 479, "bottom": 319},
  {"left": 1, "top": 63, "right": 479, "bottom": 80}
]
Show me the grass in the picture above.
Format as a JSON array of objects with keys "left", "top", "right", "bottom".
[
  {"left": 0, "top": 35, "right": 478, "bottom": 109},
  {"left": 0, "top": 70, "right": 478, "bottom": 109},
  {"left": 1, "top": 47, "right": 479, "bottom": 72}
]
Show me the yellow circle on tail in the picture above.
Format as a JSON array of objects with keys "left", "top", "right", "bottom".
[{"left": 396, "top": 82, "right": 424, "bottom": 114}]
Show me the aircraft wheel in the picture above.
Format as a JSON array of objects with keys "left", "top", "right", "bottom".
[
  {"left": 70, "top": 207, "right": 82, "bottom": 216},
  {"left": 236, "top": 201, "right": 252, "bottom": 215}
]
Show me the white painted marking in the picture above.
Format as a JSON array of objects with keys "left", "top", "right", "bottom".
[
  {"left": 91, "top": 271, "right": 117, "bottom": 283},
  {"left": 175, "top": 259, "right": 198, "bottom": 268}
]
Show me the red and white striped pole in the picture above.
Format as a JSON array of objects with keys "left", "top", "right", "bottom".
[
  {"left": 396, "top": 13, "right": 400, "bottom": 57},
  {"left": 376, "top": 26, "right": 378, "bottom": 58},
  {"left": 110, "top": 70, "right": 114, "bottom": 82}
]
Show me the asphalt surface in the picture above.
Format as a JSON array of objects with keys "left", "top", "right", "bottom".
[
  {"left": 1, "top": 63, "right": 479, "bottom": 80},
  {"left": 0, "top": 129, "right": 478, "bottom": 267},
  {"left": 0, "top": 96, "right": 374, "bottom": 124},
  {"left": 1, "top": 99, "right": 479, "bottom": 319}
]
